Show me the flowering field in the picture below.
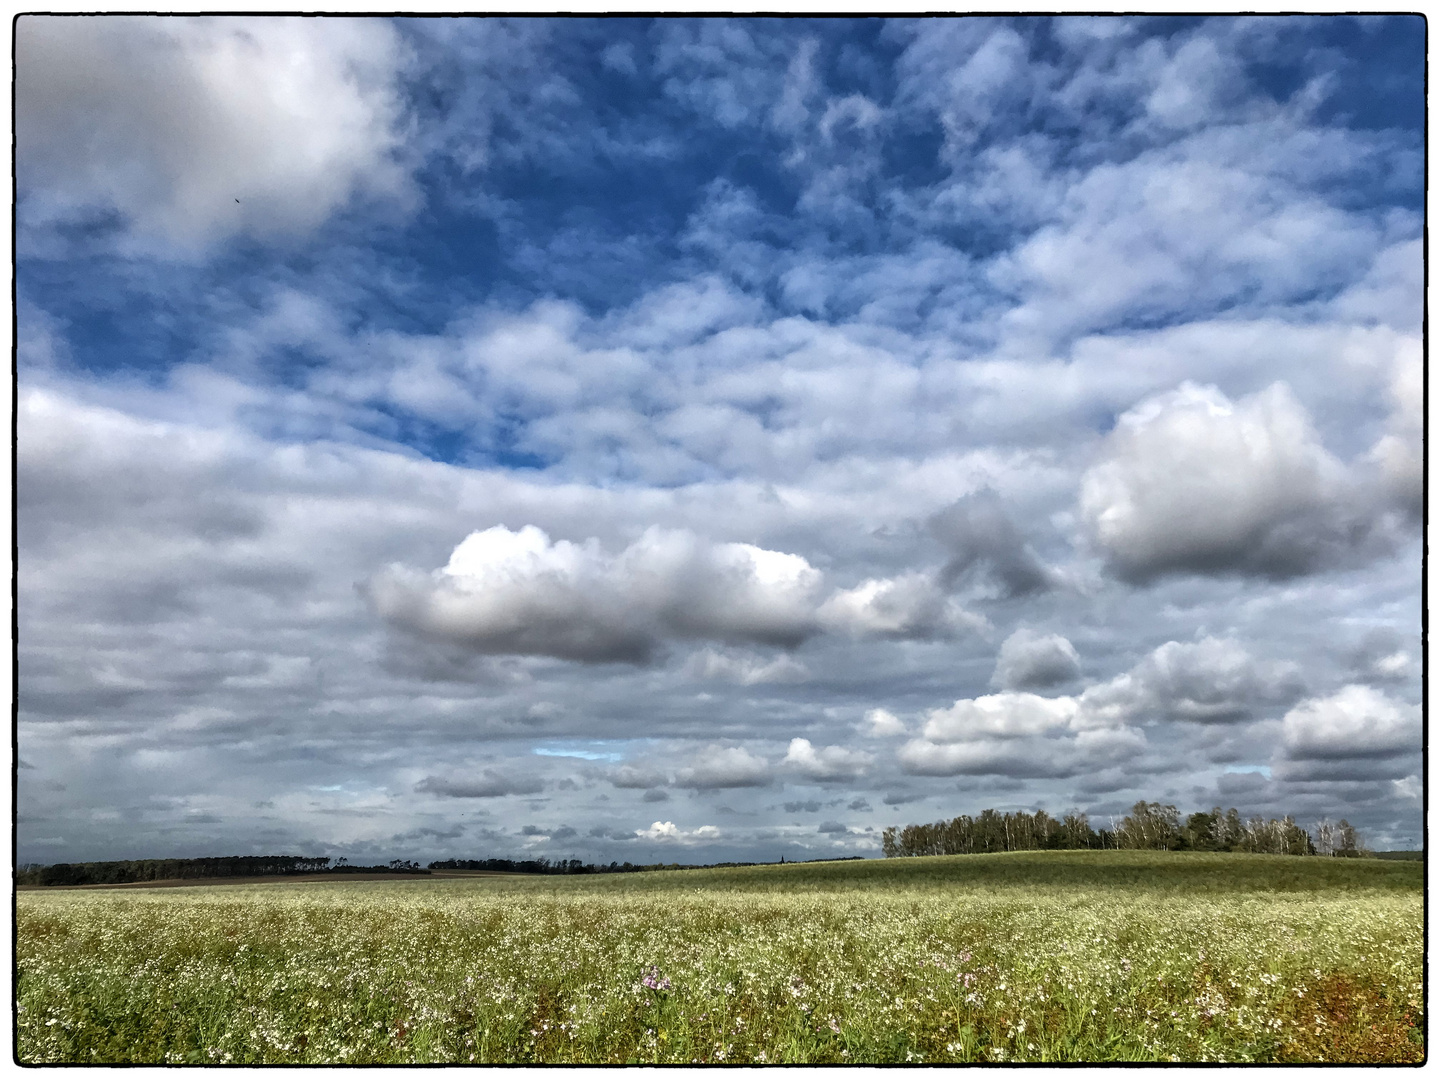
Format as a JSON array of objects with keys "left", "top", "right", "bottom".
[{"left": 15, "top": 851, "right": 1423, "bottom": 1064}]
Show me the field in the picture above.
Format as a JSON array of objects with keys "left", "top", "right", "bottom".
[{"left": 15, "top": 851, "right": 1424, "bottom": 1064}]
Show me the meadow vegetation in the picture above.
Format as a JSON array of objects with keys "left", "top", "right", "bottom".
[{"left": 15, "top": 850, "right": 1422, "bottom": 1064}]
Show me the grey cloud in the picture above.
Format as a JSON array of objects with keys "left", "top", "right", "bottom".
[
  {"left": 415, "top": 771, "right": 545, "bottom": 798},
  {"left": 784, "top": 800, "right": 822, "bottom": 813},
  {"left": 683, "top": 647, "right": 809, "bottom": 685},
  {"left": 1272, "top": 757, "right": 1413, "bottom": 784},
  {"left": 1365, "top": 341, "right": 1422, "bottom": 517},
  {"left": 847, "top": 797, "right": 872, "bottom": 811},
  {"left": 899, "top": 737, "right": 1079, "bottom": 779},
  {"left": 817, "top": 820, "right": 848, "bottom": 834},
  {"left": 1347, "top": 629, "right": 1420, "bottom": 686},
  {"left": 819, "top": 571, "right": 983, "bottom": 641},
  {"left": 1214, "top": 770, "right": 1272, "bottom": 798},
  {"left": 991, "top": 629, "right": 1081, "bottom": 690},
  {"left": 677, "top": 745, "right": 772, "bottom": 790},
  {"left": 1080, "top": 382, "right": 1399, "bottom": 582},
  {"left": 551, "top": 825, "right": 577, "bottom": 841},
  {"left": 392, "top": 824, "right": 465, "bottom": 842},
  {"left": 1080, "top": 637, "right": 1304, "bottom": 726},
  {"left": 929, "top": 492, "right": 1055, "bottom": 598},
  {"left": 610, "top": 745, "right": 773, "bottom": 792},
  {"left": 882, "top": 792, "right": 924, "bottom": 806},
  {"left": 610, "top": 765, "right": 670, "bottom": 790}
]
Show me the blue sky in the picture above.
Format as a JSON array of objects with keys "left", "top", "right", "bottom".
[{"left": 16, "top": 15, "right": 1423, "bottom": 864}]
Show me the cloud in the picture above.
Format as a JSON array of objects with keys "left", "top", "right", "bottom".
[
  {"left": 677, "top": 745, "right": 772, "bottom": 790},
  {"left": 17, "top": 16, "right": 412, "bottom": 253},
  {"left": 1348, "top": 631, "right": 1420, "bottom": 686},
  {"left": 929, "top": 492, "right": 1055, "bottom": 597},
  {"left": 860, "top": 708, "right": 907, "bottom": 738},
  {"left": 1079, "top": 637, "right": 1305, "bottom": 726},
  {"left": 899, "top": 686, "right": 1148, "bottom": 779},
  {"left": 782, "top": 738, "right": 873, "bottom": 781},
  {"left": 610, "top": 744, "right": 774, "bottom": 792},
  {"left": 898, "top": 725, "right": 1148, "bottom": 780},
  {"left": 818, "top": 571, "right": 981, "bottom": 640},
  {"left": 922, "top": 692, "right": 1080, "bottom": 741},
  {"left": 369, "top": 525, "right": 824, "bottom": 663},
  {"left": 1281, "top": 685, "right": 1419, "bottom": 761},
  {"left": 784, "top": 800, "right": 821, "bottom": 813},
  {"left": 882, "top": 791, "right": 924, "bottom": 806},
  {"left": 635, "top": 820, "right": 722, "bottom": 843},
  {"left": 991, "top": 629, "right": 1081, "bottom": 690},
  {"left": 817, "top": 820, "right": 849, "bottom": 834},
  {"left": 415, "top": 771, "right": 544, "bottom": 798},
  {"left": 683, "top": 647, "right": 809, "bottom": 685},
  {"left": 1080, "top": 382, "right": 1392, "bottom": 582},
  {"left": 1365, "top": 339, "right": 1423, "bottom": 516}
]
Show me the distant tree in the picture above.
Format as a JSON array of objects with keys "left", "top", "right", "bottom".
[
  {"left": 1334, "top": 819, "right": 1368, "bottom": 857},
  {"left": 1061, "top": 811, "right": 1094, "bottom": 849},
  {"left": 1117, "top": 802, "right": 1180, "bottom": 849}
]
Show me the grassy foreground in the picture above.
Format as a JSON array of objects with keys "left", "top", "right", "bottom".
[{"left": 15, "top": 850, "right": 1423, "bottom": 1064}]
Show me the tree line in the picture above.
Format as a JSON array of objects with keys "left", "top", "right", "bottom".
[
  {"left": 18, "top": 853, "right": 869, "bottom": 886},
  {"left": 881, "top": 802, "right": 1369, "bottom": 859},
  {"left": 15, "top": 855, "right": 431, "bottom": 887},
  {"left": 428, "top": 856, "right": 864, "bottom": 875}
]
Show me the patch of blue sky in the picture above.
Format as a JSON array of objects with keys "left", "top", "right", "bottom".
[
  {"left": 1223, "top": 766, "right": 1272, "bottom": 779},
  {"left": 532, "top": 744, "right": 628, "bottom": 763}
]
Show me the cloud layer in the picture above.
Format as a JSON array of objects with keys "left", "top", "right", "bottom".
[{"left": 16, "top": 16, "right": 1422, "bottom": 864}]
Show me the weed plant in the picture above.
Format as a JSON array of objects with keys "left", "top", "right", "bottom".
[{"left": 16, "top": 850, "right": 1422, "bottom": 1064}]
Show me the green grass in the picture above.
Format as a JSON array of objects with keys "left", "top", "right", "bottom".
[{"left": 16, "top": 851, "right": 1423, "bottom": 1064}]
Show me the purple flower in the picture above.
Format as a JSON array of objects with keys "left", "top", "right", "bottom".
[{"left": 641, "top": 965, "right": 672, "bottom": 992}]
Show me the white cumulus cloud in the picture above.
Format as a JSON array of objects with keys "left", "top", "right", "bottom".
[
  {"left": 782, "top": 738, "right": 873, "bottom": 781},
  {"left": 1080, "top": 381, "right": 1385, "bottom": 581},
  {"left": 369, "top": 525, "right": 824, "bottom": 663},
  {"left": 635, "top": 821, "right": 722, "bottom": 843},
  {"left": 1281, "top": 684, "right": 1419, "bottom": 760},
  {"left": 923, "top": 691, "right": 1081, "bottom": 741},
  {"left": 860, "top": 708, "right": 907, "bottom": 737},
  {"left": 17, "top": 15, "right": 412, "bottom": 252}
]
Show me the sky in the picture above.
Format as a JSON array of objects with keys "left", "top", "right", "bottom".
[{"left": 14, "top": 14, "right": 1425, "bottom": 866}]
